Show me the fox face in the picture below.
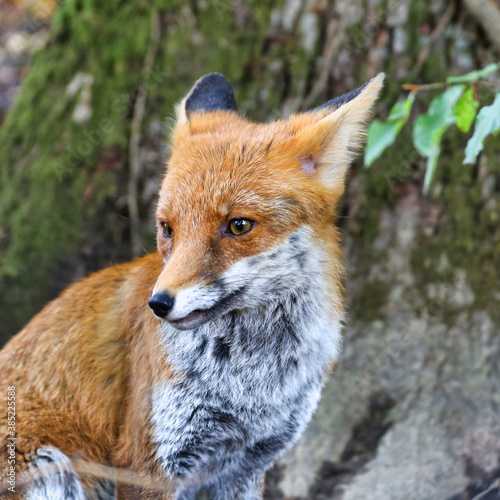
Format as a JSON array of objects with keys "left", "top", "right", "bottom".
[{"left": 149, "top": 73, "right": 383, "bottom": 330}]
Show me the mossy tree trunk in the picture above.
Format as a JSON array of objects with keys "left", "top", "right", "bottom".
[{"left": 0, "top": 0, "right": 499, "bottom": 498}]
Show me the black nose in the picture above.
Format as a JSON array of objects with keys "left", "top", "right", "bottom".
[{"left": 149, "top": 292, "right": 175, "bottom": 318}]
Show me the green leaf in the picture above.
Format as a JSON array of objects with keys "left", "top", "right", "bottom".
[
  {"left": 447, "top": 62, "right": 500, "bottom": 83},
  {"left": 454, "top": 87, "right": 479, "bottom": 133},
  {"left": 413, "top": 85, "right": 464, "bottom": 194},
  {"left": 464, "top": 92, "right": 500, "bottom": 164},
  {"left": 422, "top": 154, "right": 438, "bottom": 197},
  {"left": 364, "top": 93, "right": 415, "bottom": 168}
]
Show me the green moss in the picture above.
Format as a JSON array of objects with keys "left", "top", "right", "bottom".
[
  {"left": 374, "top": 0, "right": 389, "bottom": 24},
  {"left": 406, "top": 0, "right": 428, "bottom": 65},
  {"left": 345, "top": 21, "right": 366, "bottom": 51},
  {"left": 407, "top": 127, "right": 500, "bottom": 325},
  {"left": 348, "top": 96, "right": 499, "bottom": 328},
  {"left": 351, "top": 279, "right": 391, "bottom": 322},
  {"left": 0, "top": 0, "right": 183, "bottom": 335}
]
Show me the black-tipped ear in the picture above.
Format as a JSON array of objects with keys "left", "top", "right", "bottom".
[
  {"left": 184, "top": 73, "right": 238, "bottom": 118},
  {"left": 312, "top": 79, "right": 371, "bottom": 112}
]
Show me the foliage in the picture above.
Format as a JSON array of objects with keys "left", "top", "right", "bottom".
[
  {"left": 413, "top": 85, "right": 464, "bottom": 193},
  {"left": 364, "top": 93, "right": 415, "bottom": 168},
  {"left": 364, "top": 62, "right": 500, "bottom": 194},
  {"left": 464, "top": 93, "right": 500, "bottom": 164}
]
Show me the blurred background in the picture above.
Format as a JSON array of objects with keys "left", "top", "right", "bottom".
[{"left": 0, "top": 1, "right": 499, "bottom": 499}]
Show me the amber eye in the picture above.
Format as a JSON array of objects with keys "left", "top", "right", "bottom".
[
  {"left": 161, "top": 222, "right": 173, "bottom": 238},
  {"left": 228, "top": 218, "right": 254, "bottom": 236}
]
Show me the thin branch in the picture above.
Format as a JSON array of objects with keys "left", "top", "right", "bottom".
[
  {"left": 72, "top": 457, "right": 174, "bottom": 494},
  {"left": 127, "top": 10, "right": 162, "bottom": 258},
  {"left": 402, "top": 79, "right": 500, "bottom": 93},
  {"left": 463, "top": 0, "right": 500, "bottom": 53},
  {"left": 301, "top": 18, "right": 345, "bottom": 110},
  {"left": 402, "top": 82, "right": 450, "bottom": 92},
  {"left": 470, "top": 479, "right": 500, "bottom": 500},
  {"left": 413, "top": 3, "right": 455, "bottom": 73},
  {"left": 0, "top": 457, "right": 174, "bottom": 496}
]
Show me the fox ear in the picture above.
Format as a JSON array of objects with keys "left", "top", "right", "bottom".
[
  {"left": 295, "top": 73, "right": 384, "bottom": 189},
  {"left": 175, "top": 73, "right": 238, "bottom": 127}
]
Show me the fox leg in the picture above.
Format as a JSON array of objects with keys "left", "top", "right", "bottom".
[{"left": 204, "top": 431, "right": 294, "bottom": 500}]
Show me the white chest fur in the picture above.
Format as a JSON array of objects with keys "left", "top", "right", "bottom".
[{"left": 150, "top": 228, "right": 342, "bottom": 488}]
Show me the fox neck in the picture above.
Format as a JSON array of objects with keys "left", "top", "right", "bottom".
[{"left": 157, "top": 227, "right": 343, "bottom": 408}]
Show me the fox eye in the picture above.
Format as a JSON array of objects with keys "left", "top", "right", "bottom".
[
  {"left": 161, "top": 222, "right": 173, "bottom": 238},
  {"left": 228, "top": 218, "right": 254, "bottom": 236}
]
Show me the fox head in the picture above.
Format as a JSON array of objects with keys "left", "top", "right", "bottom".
[{"left": 149, "top": 73, "right": 383, "bottom": 330}]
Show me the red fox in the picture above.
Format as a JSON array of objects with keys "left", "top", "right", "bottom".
[{"left": 0, "top": 72, "right": 383, "bottom": 499}]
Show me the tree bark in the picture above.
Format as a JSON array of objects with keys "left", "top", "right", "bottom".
[{"left": 0, "top": 0, "right": 499, "bottom": 498}]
